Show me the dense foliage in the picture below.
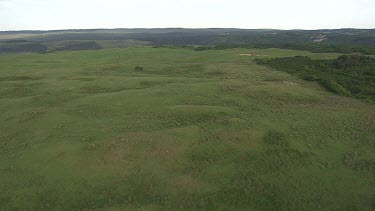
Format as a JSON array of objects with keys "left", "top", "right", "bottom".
[
  {"left": 253, "top": 44, "right": 375, "bottom": 55},
  {"left": 255, "top": 55, "right": 375, "bottom": 102},
  {"left": 191, "top": 43, "right": 375, "bottom": 55},
  {"left": 0, "top": 41, "right": 47, "bottom": 53},
  {"left": 55, "top": 41, "right": 102, "bottom": 51}
]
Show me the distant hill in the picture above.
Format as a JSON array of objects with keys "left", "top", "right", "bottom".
[{"left": 1, "top": 28, "right": 374, "bottom": 54}]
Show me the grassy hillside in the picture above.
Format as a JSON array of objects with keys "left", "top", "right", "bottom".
[{"left": 0, "top": 47, "right": 374, "bottom": 210}]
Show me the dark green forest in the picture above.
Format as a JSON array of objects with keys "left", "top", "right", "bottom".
[{"left": 255, "top": 55, "right": 375, "bottom": 102}]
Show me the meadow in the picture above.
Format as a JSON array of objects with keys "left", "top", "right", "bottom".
[{"left": 0, "top": 47, "right": 374, "bottom": 210}]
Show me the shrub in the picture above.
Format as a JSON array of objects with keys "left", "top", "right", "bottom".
[
  {"left": 134, "top": 66, "right": 144, "bottom": 71},
  {"left": 319, "top": 79, "right": 351, "bottom": 96},
  {"left": 262, "top": 130, "right": 289, "bottom": 147}
]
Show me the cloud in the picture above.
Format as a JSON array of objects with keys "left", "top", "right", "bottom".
[{"left": 0, "top": 0, "right": 374, "bottom": 30}]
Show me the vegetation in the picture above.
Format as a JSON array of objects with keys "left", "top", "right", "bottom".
[
  {"left": 191, "top": 44, "right": 375, "bottom": 56},
  {"left": 0, "top": 47, "right": 374, "bottom": 210},
  {"left": 255, "top": 55, "right": 375, "bottom": 102},
  {"left": 254, "top": 43, "right": 375, "bottom": 55},
  {"left": 0, "top": 41, "right": 47, "bottom": 53},
  {"left": 134, "top": 66, "right": 144, "bottom": 71},
  {"left": 1, "top": 28, "right": 375, "bottom": 55},
  {"left": 54, "top": 41, "right": 102, "bottom": 51}
]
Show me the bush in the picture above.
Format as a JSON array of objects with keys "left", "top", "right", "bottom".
[
  {"left": 134, "top": 66, "right": 144, "bottom": 71},
  {"left": 262, "top": 130, "right": 289, "bottom": 147}
]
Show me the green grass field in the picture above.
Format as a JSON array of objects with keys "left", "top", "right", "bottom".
[{"left": 0, "top": 47, "right": 374, "bottom": 210}]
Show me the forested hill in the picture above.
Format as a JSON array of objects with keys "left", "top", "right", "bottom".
[{"left": 1, "top": 28, "right": 375, "bottom": 46}]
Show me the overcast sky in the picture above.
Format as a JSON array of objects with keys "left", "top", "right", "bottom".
[{"left": 0, "top": 0, "right": 374, "bottom": 31}]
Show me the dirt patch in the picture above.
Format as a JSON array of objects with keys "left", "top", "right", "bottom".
[
  {"left": 239, "top": 53, "right": 267, "bottom": 57},
  {"left": 283, "top": 81, "right": 299, "bottom": 86}
]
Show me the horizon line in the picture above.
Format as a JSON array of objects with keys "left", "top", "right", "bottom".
[{"left": 1, "top": 27, "right": 375, "bottom": 32}]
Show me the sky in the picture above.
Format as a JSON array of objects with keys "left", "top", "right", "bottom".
[{"left": 0, "top": 0, "right": 374, "bottom": 31}]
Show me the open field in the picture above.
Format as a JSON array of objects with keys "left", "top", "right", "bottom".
[{"left": 0, "top": 47, "right": 374, "bottom": 210}]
